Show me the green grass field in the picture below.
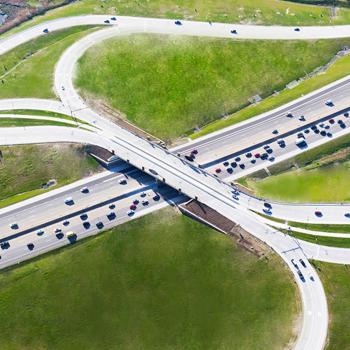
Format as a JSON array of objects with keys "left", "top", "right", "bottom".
[
  {"left": 0, "top": 208, "right": 298, "bottom": 350},
  {"left": 0, "top": 144, "right": 100, "bottom": 207},
  {"left": 245, "top": 162, "right": 350, "bottom": 203},
  {"left": 246, "top": 162, "right": 350, "bottom": 202},
  {"left": 76, "top": 34, "right": 350, "bottom": 140},
  {"left": 0, "top": 117, "right": 74, "bottom": 127},
  {"left": 0, "top": 26, "right": 97, "bottom": 99},
  {"left": 3, "top": 0, "right": 350, "bottom": 40},
  {"left": 314, "top": 261, "right": 350, "bottom": 350}
]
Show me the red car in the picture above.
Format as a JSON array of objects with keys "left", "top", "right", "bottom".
[
  {"left": 215, "top": 168, "right": 221, "bottom": 174},
  {"left": 254, "top": 153, "right": 261, "bottom": 158},
  {"left": 130, "top": 204, "right": 137, "bottom": 211}
]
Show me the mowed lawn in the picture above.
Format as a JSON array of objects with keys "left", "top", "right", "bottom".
[
  {"left": 76, "top": 35, "right": 350, "bottom": 140},
  {"left": 314, "top": 261, "right": 350, "bottom": 350},
  {"left": 0, "top": 144, "right": 100, "bottom": 206},
  {"left": 0, "top": 26, "right": 97, "bottom": 99},
  {"left": 0, "top": 208, "right": 298, "bottom": 350},
  {"left": 246, "top": 163, "right": 350, "bottom": 203}
]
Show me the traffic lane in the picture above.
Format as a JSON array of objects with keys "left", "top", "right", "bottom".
[
  {"left": 184, "top": 86, "right": 350, "bottom": 164},
  {"left": 0, "top": 170, "right": 156, "bottom": 238}
]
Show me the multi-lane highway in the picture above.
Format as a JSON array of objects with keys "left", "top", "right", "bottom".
[{"left": 6, "top": 14, "right": 350, "bottom": 350}]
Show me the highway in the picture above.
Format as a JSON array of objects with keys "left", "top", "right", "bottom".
[{"left": 7, "top": 14, "right": 350, "bottom": 350}]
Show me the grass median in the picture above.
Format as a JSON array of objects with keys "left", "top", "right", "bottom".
[
  {"left": 76, "top": 34, "right": 350, "bottom": 140},
  {"left": 0, "top": 118, "right": 74, "bottom": 127},
  {"left": 0, "top": 208, "right": 299, "bottom": 349},
  {"left": 0, "top": 144, "right": 101, "bottom": 208}
]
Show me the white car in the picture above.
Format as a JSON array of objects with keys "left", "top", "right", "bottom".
[
  {"left": 80, "top": 186, "right": 89, "bottom": 193},
  {"left": 64, "top": 197, "right": 74, "bottom": 205}
]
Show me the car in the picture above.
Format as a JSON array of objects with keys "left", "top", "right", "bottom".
[
  {"left": 315, "top": 211, "right": 323, "bottom": 217},
  {"left": 10, "top": 223, "right": 18, "bottom": 230},
  {"left": 299, "top": 115, "right": 306, "bottom": 121},
  {"left": 133, "top": 199, "right": 140, "bottom": 205},
  {"left": 153, "top": 194, "right": 160, "bottom": 201},
  {"left": 104, "top": 20, "right": 110, "bottom": 24},
  {"left": 56, "top": 232, "right": 64, "bottom": 240},
  {"left": 239, "top": 164, "right": 245, "bottom": 169},
  {"left": 264, "top": 202, "right": 272, "bottom": 209},
  {"left": 64, "top": 197, "right": 74, "bottom": 205},
  {"left": 344, "top": 112, "right": 349, "bottom": 118},
  {"left": 80, "top": 186, "right": 89, "bottom": 193},
  {"left": 327, "top": 132, "right": 333, "bottom": 138},
  {"left": 175, "top": 20, "right": 182, "bottom": 25},
  {"left": 254, "top": 153, "right": 261, "bottom": 158},
  {"left": 119, "top": 179, "right": 127, "bottom": 185},
  {"left": 140, "top": 192, "right": 147, "bottom": 198},
  {"left": 261, "top": 153, "right": 268, "bottom": 160},
  {"left": 80, "top": 213, "right": 88, "bottom": 221},
  {"left": 304, "top": 129, "right": 310, "bottom": 134},
  {"left": 296, "top": 139, "right": 308, "bottom": 149},
  {"left": 311, "top": 125, "right": 318, "bottom": 131},
  {"left": 291, "top": 259, "right": 298, "bottom": 269},
  {"left": 191, "top": 149, "right": 198, "bottom": 155},
  {"left": 63, "top": 220, "right": 70, "bottom": 226},
  {"left": 299, "top": 259, "right": 307, "bottom": 268},
  {"left": 227, "top": 167, "right": 233, "bottom": 174},
  {"left": 107, "top": 212, "right": 116, "bottom": 220},
  {"left": 109, "top": 203, "right": 116, "bottom": 209},
  {"left": 313, "top": 128, "right": 320, "bottom": 134},
  {"left": 43, "top": 28, "right": 49, "bottom": 34},
  {"left": 339, "top": 122, "right": 346, "bottom": 129},
  {"left": 231, "top": 162, "right": 237, "bottom": 168},
  {"left": 286, "top": 112, "right": 293, "bottom": 118},
  {"left": 272, "top": 129, "right": 279, "bottom": 135},
  {"left": 27, "top": 243, "right": 34, "bottom": 251},
  {"left": 67, "top": 231, "right": 77, "bottom": 242},
  {"left": 294, "top": 27, "right": 300, "bottom": 32},
  {"left": 266, "top": 148, "right": 273, "bottom": 154},
  {"left": 297, "top": 270, "right": 306, "bottom": 282},
  {"left": 263, "top": 208, "right": 272, "bottom": 215},
  {"left": 83, "top": 221, "right": 91, "bottom": 229},
  {"left": 277, "top": 139, "right": 285, "bottom": 147},
  {"left": 185, "top": 155, "right": 194, "bottom": 162},
  {"left": 223, "top": 161, "right": 229, "bottom": 167},
  {"left": 245, "top": 152, "right": 252, "bottom": 158},
  {"left": 0, "top": 241, "right": 10, "bottom": 250},
  {"left": 297, "top": 132, "right": 305, "bottom": 139},
  {"left": 324, "top": 125, "right": 330, "bottom": 130},
  {"left": 235, "top": 156, "right": 241, "bottom": 162},
  {"left": 96, "top": 222, "right": 104, "bottom": 229},
  {"left": 263, "top": 145, "right": 270, "bottom": 150},
  {"left": 230, "top": 29, "right": 237, "bottom": 34},
  {"left": 142, "top": 200, "right": 149, "bottom": 206},
  {"left": 345, "top": 213, "right": 350, "bottom": 218},
  {"left": 130, "top": 204, "right": 137, "bottom": 211},
  {"left": 250, "top": 159, "right": 256, "bottom": 164},
  {"left": 337, "top": 119, "right": 344, "bottom": 124},
  {"left": 127, "top": 210, "right": 135, "bottom": 216},
  {"left": 329, "top": 118, "right": 335, "bottom": 124},
  {"left": 215, "top": 168, "right": 221, "bottom": 174},
  {"left": 268, "top": 156, "right": 275, "bottom": 162},
  {"left": 54, "top": 228, "right": 62, "bottom": 234},
  {"left": 320, "top": 130, "right": 327, "bottom": 137},
  {"left": 36, "top": 229, "right": 44, "bottom": 236},
  {"left": 325, "top": 99, "right": 334, "bottom": 107},
  {"left": 111, "top": 16, "right": 117, "bottom": 21}
]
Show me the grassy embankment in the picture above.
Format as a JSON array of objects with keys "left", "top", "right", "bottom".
[
  {"left": 0, "top": 144, "right": 101, "bottom": 208},
  {"left": 0, "top": 25, "right": 97, "bottom": 100},
  {"left": 243, "top": 133, "right": 350, "bottom": 203},
  {"left": 0, "top": 208, "right": 299, "bottom": 350},
  {"left": 76, "top": 35, "right": 350, "bottom": 140}
]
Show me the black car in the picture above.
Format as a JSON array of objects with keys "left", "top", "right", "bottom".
[
  {"left": 235, "top": 156, "right": 241, "bottom": 162},
  {"left": 109, "top": 204, "right": 116, "bottom": 209},
  {"left": 83, "top": 222, "right": 91, "bottom": 230},
  {"left": 107, "top": 212, "right": 116, "bottom": 221},
  {"left": 104, "top": 20, "right": 110, "bottom": 24},
  {"left": 185, "top": 155, "right": 194, "bottom": 162},
  {"left": 245, "top": 152, "right": 252, "bottom": 158},
  {"left": 223, "top": 161, "right": 230, "bottom": 167},
  {"left": 0, "top": 241, "right": 10, "bottom": 250},
  {"left": 227, "top": 167, "right": 233, "bottom": 174},
  {"left": 294, "top": 27, "right": 300, "bottom": 32},
  {"left": 320, "top": 130, "right": 327, "bottom": 137},
  {"left": 27, "top": 243, "right": 34, "bottom": 251},
  {"left": 231, "top": 162, "right": 237, "bottom": 168},
  {"left": 96, "top": 222, "right": 104, "bottom": 229},
  {"left": 250, "top": 159, "right": 257, "bottom": 164},
  {"left": 340, "top": 122, "right": 346, "bottom": 129},
  {"left": 299, "top": 259, "right": 307, "bottom": 268},
  {"left": 153, "top": 194, "right": 161, "bottom": 201},
  {"left": 43, "top": 28, "right": 49, "bottom": 34},
  {"left": 264, "top": 202, "right": 272, "bottom": 209},
  {"left": 80, "top": 213, "right": 88, "bottom": 221},
  {"left": 231, "top": 29, "right": 237, "bottom": 34},
  {"left": 261, "top": 153, "right": 268, "bottom": 160},
  {"left": 111, "top": 17, "right": 117, "bottom": 21},
  {"left": 175, "top": 20, "right": 182, "bottom": 25},
  {"left": 298, "top": 270, "right": 306, "bottom": 282},
  {"left": 266, "top": 148, "right": 273, "bottom": 154},
  {"left": 239, "top": 164, "right": 245, "bottom": 169}
]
